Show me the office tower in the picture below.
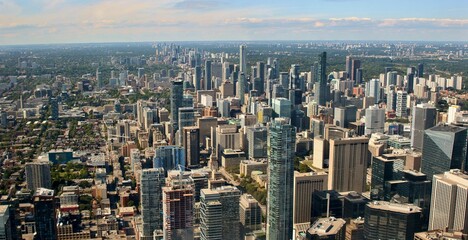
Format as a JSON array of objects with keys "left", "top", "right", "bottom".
[
  {"left": 334, "top": 105, "right": 357, "bottom": 128},
  {"left": 255, "top": 61, "right": 265, "bottom": 95},
  {"left": 245, "top": 125, "right": 268, "bottom": 159},
  {"left": 140, "top": 168, "right": 165, "bottom": 240},
  {"left": 343, "top": 192, "right": 368, "bottom": 219},
  {"left": 387, "top": 71, "right": 398, "bottom": 86},
  {"left": 306, "top": 217, "right": 346, "bottom": 239},
  {"left": 240, "top": 45, "right": 246, "bottom": 73},
  {"left": 314, "top": 52, "right": 327, "bottom": 106},
  {"left": 205, "top": 60, "right": 212, "bottom": 90},
  {"left": 407, "top": 72, "right": 415, "bottom": 93},
  {"left": 183, "top": 126, "right": 200, "bottom": 167},
  {"left": 429, "top": 170, "right": 468, "bottom": 232},
  {"left": 312, "top": 190, "right": 344, "bottom": 220},
  {"left": 239, "top": 194, "right": 262, "bottom": 233},
  {"left": 328, "top": 137, "right": 369, "bottom": 193},
  {"left": 162, "top": 171, "right": 195, "bottom": 240},
  {"left": 25, "top": 162, "right": 51, "bottom": 192},
  {"left": 178, "top": 107, "right": 195, "bottom": 145},
  {"left": 364, "top": 201, "right": 422, "bottom": 240},
  {"left": 355, "top": 68, "right": 363, "bottom": 85},
  {"left": 386, "top": 89, "right": 396, "bottom": 112},
  {"left": 217, "top": 99, "right": 230, "bottom": 117},
  {"left": 411, "top": 103, "right": 437, "bottom": 150},
  {"left": 371, "top": 155, "right": 405, "bottom": 200},
  {"left": 215, "top": 124, "right": 241, "bottom": 157},
  {"left": 0, "top": 205, "right": 13, "bottom": 240},
  {"left": 396, "top": 90, "right": 408, "bottom": 118},
  {"left": 237, "top": 72, "right": 247, "bottom": 105},
  {"left": 220, "top": 80, "right": 234, "bottom": 98},
  {"left": 170, "top": 80, "right": 183, "bottom": 143},
  {"left": 293, "top": 172, "right": 328, "bottom": 224},
  {"left": 345, "top": 56, "right": 352, "bottom": 79},
  {"left": 194, "top": 66, "right": 202, "bottom": 90},
  {"left": 267, "top": 118, "right": 296, "bottom": 240},
  {"left": 448, "top": 105, "right": 461, "bottom": 124},
  {"left": 130, "top": 149, "right": 140, "bottom": 172},
  {"left": 350, "top": 59, "right": 361, "bottom": 84},
  {"left": 33, "top": 188, "right": 56, "bottom": 240},
  {"left": 272, "top": 97, "right": 292, "bottom": 119},
  {"left": 365, "top": 79, "right": 380, "bottom": 103},
  {"left": 421, "top": 125, "right": 468, "bottom": 180},
  {"left": 418, "top": 63, "right": 424, "bottom": 77},
  {"left": 154, "top": 146, "right": 185, "bottom": 174},
  {"left": 197, "top": 116, "right": 217, "bottom": 147},
  {"left": 365, "top": 105, "right": 385, "bottom": 135},
  {"left": 200, "top": 186, "right": 241, "bottom": 240},
  {"left": 190, "top": 171, "right": 208, "bottom": 202}
]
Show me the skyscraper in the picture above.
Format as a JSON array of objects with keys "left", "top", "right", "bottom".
[
  {"left": 272, "top": 97, "right": 292, "bottom": 119},
  {"left": 170, "top": 80, "right": 184, "bottom": 143},
  {"left": 365, "top": 79, "right": 381, "bottom": 103},
  {"left": 314, "top": 52, "right": 327, "bottom": 106},
  {"left": 194, "top": 66, "right": 202, "bottom": 90},
  {"left": 33, "top": 188, "right": 56, "bottom": 240},
  {"left": 183, "top": 126, "right": 200, "bottom": 167},
  {"left": 351, "top": 59, "right": 361, "bottom": 84},
  {"left": 25, "top": 162, "right": 51, "bottom": 192},
  {"left": 421, "top": 125, "right": 468, "bottom": 180},
  {"left": 418, "top": 63, "right": 424, "bottom": 78},
  {"left": 96, "top": 67, "right": 103, "bottom": 90},
  {"left": 411, "top": 103, "right": 437, "bottom": 150},
  {"left": 364, "top": 201, "right": 422, "bottom": 240},
  {"left": 255, "top": 61, "right": 265, "bottom": 95},
  {"left": 365, "top": 104, "right": 385, "bottom": 135},
  {"left": 429, "top": 169, "right": 468, "bottom": 232},
  {"left": 237, "top": 72, "right": 246, "bottom": 105},
  {"left": 200, "top": 186, "right": 241, "bottom": 240},
  {"left": 140, "top": 168, "right": 165, "bottom": 240},
  {"left": 267, "top": 118, "right": 296, "bottom": 240},
  {"left": 328, "top": 137, "right": 369, "bottom": 193},
  {"left": 0, "top": 205, "right": 14, "bottom": 240},
  {"left": 239, "top": 45, "right": 246, "bottom": 74},
  {"left": 162, "top": 170, "right": 195, "bottom": 240},
  {"left": 205, "top": 60, "right": 212, "bottom": 90}
]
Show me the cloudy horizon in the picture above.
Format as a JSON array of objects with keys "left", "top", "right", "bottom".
[{"left": 1, "top": 0, "right": 467, "bottom": 45}]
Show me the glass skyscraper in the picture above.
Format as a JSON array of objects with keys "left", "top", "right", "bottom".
[
  {"left": 314, "top": 52, "right": 327, "bottom": 106},
  {"left": 170, "top": 80, "right": 183, "bottom": 142},
  {"left": 421, "top": 125, "right": 468, "bottom": 180},
  {"left": 267, "top": 118, "right": 296, "bottom": 240}
]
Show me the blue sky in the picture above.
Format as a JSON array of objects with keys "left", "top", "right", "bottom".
[{"left": 0, "top": 0, "right": 467, "bottom": 45}]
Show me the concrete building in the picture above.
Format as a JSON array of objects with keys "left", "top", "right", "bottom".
[
  {"left": 429, "top": 170, "right": 468, "bottom": 232},
  {"left": 293, "top": 171, "right": 328, "bottom": 224},
  {"left": 328, "top": 137, "right": 369, "bottom": 192},
  {"left": 365, "top": 104, "right": 385, "bottom": 135}
]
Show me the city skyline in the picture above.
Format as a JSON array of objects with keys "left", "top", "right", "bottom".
[{"left": 0, "top": 0, "right": 468, "bottom": 45}]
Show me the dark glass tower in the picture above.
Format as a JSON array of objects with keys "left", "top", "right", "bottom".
[
  {"left": 205, "top": 60, "right": 212, "bottom": 90},
  {"left": 170, "top": 80, "right": 183, "bottom": 143},
  {"left": 411, "top": 103, "right": 437, "bottom": 151},
  {"left": 421, "top": 125, "right": 468, "bottom": 180},
  {"left": 314, "top": 52, "right": 327, "bottom": 106}
]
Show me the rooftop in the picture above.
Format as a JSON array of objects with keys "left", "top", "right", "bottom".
[
  {"left": 308, "top": 217, "right": 346, "bottom": 236},
  {"left": 367, "top": 201, "right": 421, "bottom": 214}
]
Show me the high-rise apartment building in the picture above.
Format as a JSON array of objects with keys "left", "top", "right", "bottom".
[
  {"left": 365, "top": 104, "right": 385, "bottom": 135},
  {"left": 396, "top": 90, "right": 408, "bottom": 118},
  {"left": 25, "top": 162, "right": 51, "bottom": 192},
  {"left": 170, "top": 80, "right": 184, "bottom": 143},
  {"left": 239, "top": 45, "right": 246, "bottom": 74},
  {"left": 162, "top": 170, "right": 195, "bottom": 240},
  {"left": 200, "top": 186, "right": 241, "bottom": 240},
  {"left": 140, "top": 168, "right": 165, "bottom": 240},
  {"left": 314, "top": 52, "right": 327, "bottom": 106},
  {"left": 267, "top": 118, "right": 296, "bottom": 240}
]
